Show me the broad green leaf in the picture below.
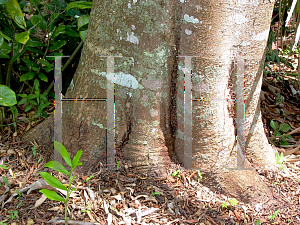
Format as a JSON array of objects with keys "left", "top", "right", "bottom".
[
  {"left": 72, "top": 150, "right": 82, "bottom": 167},
  {"left": 39, "top": 172, "right": 67, "bottom": 191},
  {"left": 39, "top": 189, "right": 65, "bottom": 202},
  {"left": 274, "top": 130, "right": 281, "bottom": 137},
  {"left": 53, "top": 141, "right": 72, "bottom": 167},
  {"left": 49, "top": 40, "right": 67, "bottom": 51},
  {"left": 0, "top": 41, "right": 11, "bottom": 58},
  {"left": 18, "top": 97, "right": 27, "bottom": 105},
  {"left": 20, "top": 72, "right": 36, "bottom": 81},
  {"left": 44, "top": 161, "right": 70, "bottom": 175},
  {"left": 0, "top": 31, "right": 11, "bottom": 42},
  {"left": 15, "top": 30, "right": 30, "bottom": 44},
  {"left": 38, "top": 73, "right": 48, "bottom": 82},
  {"left": 270, "top": 120, "right": 278, "bottom": 131},
  {"left": 4, "top": 0, "right": 26, "bottom": 29},
  {"left": 51, "top": 25, "right": 66, "bottom": 39},
  {"left": 24, "top": 104, "right": 33, "bottom": 112},
  {"left": 79, "top": 30, "right": 87, "bottom": 42},
  {"left": 280, "top": 141, "right": 290, "bottom": 146},
  {"left": 0, "top": 0, "right": 10, "bottom": 4},
  {"left": 78, "top": 14, "right": 89, "bottom": 31},
  {"left": 279, "top": 123, "right": 290, "bottom": 133},
  {"left": 0, "top": 85, "right": 17, "bottom": 106},
  {"left": 27, "top": 39, "right": 46, "bottom": 47},
  {"left": 66, "top": 25, "right": 79, "bottom": 37},
  {"left": 30, "top": 15, "right": 47, "bottom": 31},
  {"left": 67, "top": 1, "right": 92, "bottom": 11}
]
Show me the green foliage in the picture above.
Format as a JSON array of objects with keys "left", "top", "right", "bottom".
[
  {"left": 270, "top": 120, "right": 293, "bottom": 146},
  {"left": 151, "top": 192, "right": 160, "bottom": 196},
  {"left": 221, "top": 201, "right": 229, "bottom": 209},
  {"left": 198, "top": 170, "right": 202, "bottom": 183},
  {"left": 0, "top": 0, "right": 92, "bottom": 126},
  {"left": 256, "top": 219, "right": 260, "bottom": 225},
  {"left": 221, "top": 199, "right": 238, "bottom": 209},
  {"left": 32, "top": 144, "right": 37, "bottom": 157},
  {"left": 268, "top": 209, "right": 280, "bottom": 220},
  {"left": 8, "top": 210, "right": 18, "bottom": 220},
  {"left": 0, "top": 85, "right": 17, "bottom": 106},
  {"left": 85, "top": 175, "right": 93, "bottom": 182},
  {"left": 172, "top": 170, "right": 181, "bottom": 178},
  {"left": 275, "top": 151, "right": 286, "bottom": 171},
  {"left": 39, "top": 141, "right": 83, "bottom": 225},
  {"left": 228, "top": 198, "right": 238, "bottom": 206},
  {"left": 116, "top": 161, "right": 120, "bottom": 170},
  {"left": 0, "top": 220, "right": 8, "bottom": 225}
]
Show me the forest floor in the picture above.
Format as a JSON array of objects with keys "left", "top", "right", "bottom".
[{"left": 1, "top": 30, "right": 300, "bottom": 225}]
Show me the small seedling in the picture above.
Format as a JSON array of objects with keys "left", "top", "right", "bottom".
[
  {"left": 16, "top": 190, "right": 21, "bottom": 200},
  {"left": 85, "top": 175, "right": 94, "bottom": 182},
  {"left": 229, "top": 198, "right": 238, "bottom": 206},
  {"left": 32, "top": 144, "right": 37, "bottom": 157},
  {"left": 0, "top": 165, "right": 8, "bottom": 169},
  {"left": 172, "top": 170, "right": 181, "bottom": 178},
  {"left": 151, "top": 192, "right": 160, "bottom": 196},
  {"left": 38, "top": 158, "right": 43, "bottom": 163},
  {"left": 117, "top": 161, "right": 120, "bottom": 170},
  {"left": 39, "top": 141, "right": 83, "bottom": 225},
  {"left": 268, "top": 209, "right": 280, "bottom": 220},
  {"left": 81, "top": 208, "right": 91, "bottom": 213},
  {"left": 198, "top": 170, "right": 202, "bottom": 183},
  {"left": 9, "top": 210, "right": 18, "bottom": 220},
  {"left": 0, "top": 220, "right": 8, "bottom": 225},
  {"left": 221, "top": 201, "right": 229, "bottom": 209},
  {"left": 275, "top": 151, "right": 286, "bottom": 171},
  {"left": 2, "top": 176, "right": 9, "bottom": 186},
  {"left": 256, "top": 219, "right": 260, "bottom": 225}
]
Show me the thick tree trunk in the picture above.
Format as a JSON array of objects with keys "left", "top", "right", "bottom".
[{"left": 23, "top": 0, "right": 278, "bottom": 203}]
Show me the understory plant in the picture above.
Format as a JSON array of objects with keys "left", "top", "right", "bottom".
[{"left": 39, "top": 141, "right": 82, "bottom": 225}]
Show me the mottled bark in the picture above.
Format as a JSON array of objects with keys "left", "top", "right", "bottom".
[{"left": 23, "top": 0, "right": 278, "bottom": 203}]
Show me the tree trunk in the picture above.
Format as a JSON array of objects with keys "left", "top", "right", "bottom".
[{"left": 23, "top": 0, "right": 278, "bottom": 203}]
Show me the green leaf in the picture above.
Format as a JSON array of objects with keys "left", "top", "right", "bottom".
[
  {"left": 18, "top": 97, "right": 27, "bottom": 105},
  {"left": 78, "top": 14, "right": 89, "bottom": 31},
  {"left": 274, "top": 130, "right": 281, "bottom": 137},
  {"left": 66, "top": 25, "right": 79, "bottom": 37},
  {"left": 20, "top": 72, "right": 36, "bottom": 81},
  {"left": 24, "top": 104, "right": 33, "bottom": 112},
  {"left": 0, "top": 31, "right": 11, "bottom": 42},
  {"left": 280, "top": 141, "right": 290, "bottom": 146},
  {"left": 38, "top": 73, "right": 48, "bottom": 82},
  {"left": 79, "top": 30, "right": 87, "bottom": 42},
  {"left": 52, "top": 25, "right": 66, "bottom": 39},
  {"left": 53, "top": 141, "right": 72, "bottom": 167},
  {"left": 4, "top": 0, "right": 26, "bottom": 29},
  {"left": 27, "top": 39, "right": 46, "bottom": 47},
  {"left": 15, "top": 30, "right": 30, "bottom": 44},
  {"left": 279, "top": 123, "right": 290, "bottom": 133},
  {"left": 44, "top": 161, "right": 70, "bottom": 175},
  {"left": 27, "top": 94, "right": 36, "bottom": 100},
  {"left": 2, "top": 176, "right": 9, "bottom": 186},
  {"left": 49, "top": 40, "right": 67, "bottom": 51},
  {"left": 0, "top": 0, "right": 10, "bottom": 4},
  {"left": 67, "top": 1, "right": 93, "bottom": 11},
  {"left": 39, "top": 189, "right": 65, "bottom": 202},
  {"left": 270, "top": 120, "right": 278, "bottom": 131},
  {"left": 0, "top": 85, "right": 17, "bottom": 106},
  {"left": 72, "top": 150, "right": 82, "bottom": 167},
  {"left": 0, "top": 35, "right": 3, "bottom": 47},
  {"left": 30, "top": 15, "right": 47, "bottom": 31},
  {"left": 39, "top": 172, "right": 67, "bottom": 191},
  {"left": 0, "top": 41, "right": 11, "bottom": 58}
]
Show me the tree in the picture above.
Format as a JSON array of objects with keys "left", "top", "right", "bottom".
[{"left": 23, "top": 0, "right": 277, "bottom": 203}]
